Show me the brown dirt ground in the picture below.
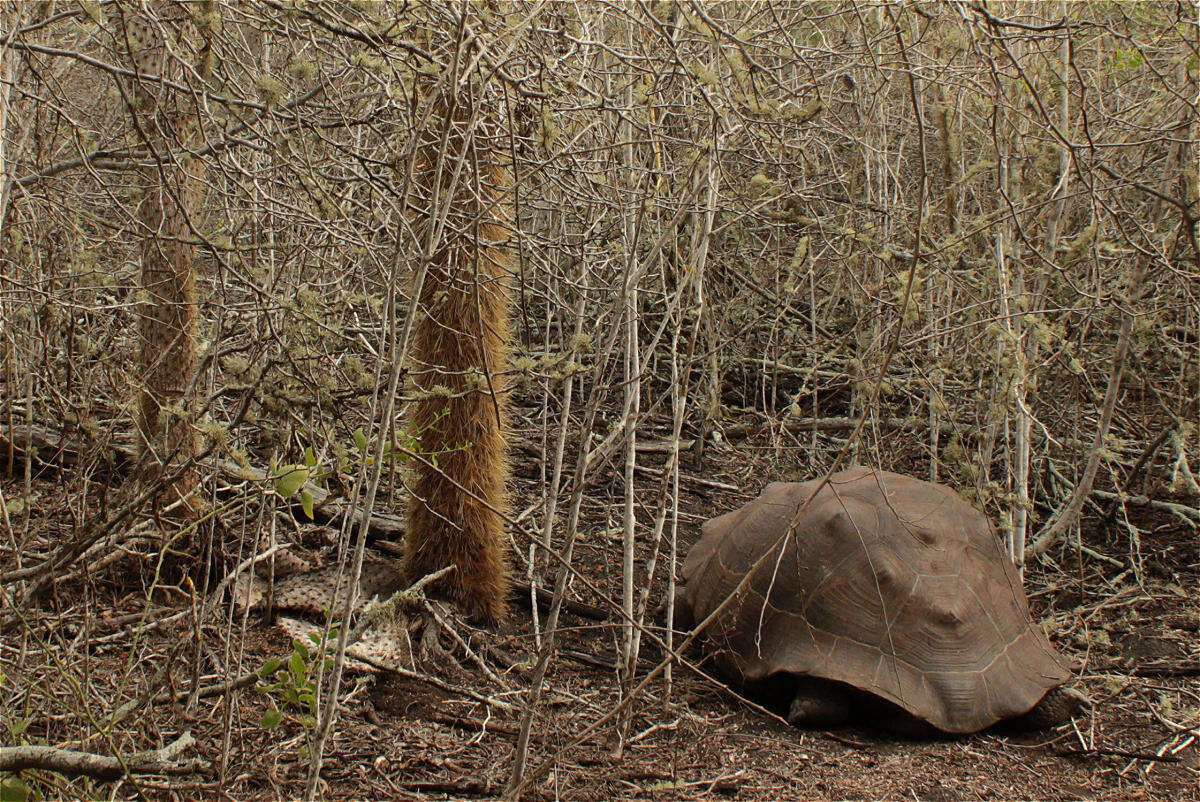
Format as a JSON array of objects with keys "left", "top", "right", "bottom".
[{"left": 2, "top": 435, "right": 1198, "bottom": 801}]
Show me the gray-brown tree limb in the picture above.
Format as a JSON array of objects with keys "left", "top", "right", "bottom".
[{"left": 0, "top": 731, "right": 199, "bottom": 780}]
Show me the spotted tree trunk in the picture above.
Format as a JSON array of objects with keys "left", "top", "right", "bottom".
[{"left": 118, "top": 3, "right": 208, "bottom": 511}]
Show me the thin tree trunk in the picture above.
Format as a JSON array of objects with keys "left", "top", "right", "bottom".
[{"left": 0, "top": 1, "right": 19, "bottom": 227}]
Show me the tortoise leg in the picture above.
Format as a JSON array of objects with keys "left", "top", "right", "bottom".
[
  {"left": 669, "top": 587, "right": 695, "bottom": 632},
  {"left": 787, "top": 677, "right": 857, "bottom": 727},
  {"left": 1016, "top": 686, "right": 1088, "bottom": 730}
]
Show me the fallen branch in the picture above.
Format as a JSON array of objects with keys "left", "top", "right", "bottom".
[
  {"left": 360, "top": 657, "right": 517, "bottom": 713},
  {"left": 348, "top": 565, "right": 455, "bottom": 646},
  {"left": 724, "top": 415, "right": 956, "bottom": 441},
  {"left": 394, "top": 780, "right": 496, "bottom": 797},
  {"left": 633, "top": 464, "right": 739, "bottom": 492},
  {"left": 165, "top": 672, "right": 260, "bottom": 705},
  {"left": 0, "top": 423, "right": 134, "bottom": 471},
  {"left": 213, "top": 459, "right": 407, "bottom": 539},
  {"left": 1088, "top": 489, "right": 1200, "bottom": 526},
  {"left": 521, "top": 581, "right": 609, "bottom": 621},
  {"left": 1057, "top": 746, "right": 1180, "bottom": 763},
  {"left": 1089, "top": 660, "right": 1200, "bottom": 678},
  {"left": 0, "top": 731, "right": 199, "bottom": 780}
]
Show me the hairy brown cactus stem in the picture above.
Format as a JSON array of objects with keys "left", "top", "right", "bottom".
[
  {"left": 120, "top": 4, "right": 207, "bottom": 512},
  {"left": 404, "top": 80, "right": 513, "bottom": 624}
]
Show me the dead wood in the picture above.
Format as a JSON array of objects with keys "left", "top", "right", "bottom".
[
  {"left": 0, "top": 731, "right": 200, "bottom": 780},
  {"left": 1056, "top": 746, "right": 1182, "bottom": 763}
]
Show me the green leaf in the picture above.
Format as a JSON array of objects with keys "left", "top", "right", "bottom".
[
  {"left": 299, "top": 490, "right": 315, "bottom": 520},
  {"left": 292, "top": 639, "right": 310, "bottom": 662},
  {"left": 261, "top": 709, "right": 283, "bottom": 729},
  {"left": 303, "top": 446, "right": 317, "bottom": 468},
  {"left": 646, "top": 781, "right": 685, "bottom": 793},
  {"left": 289, "top": 651, "right": 308, "bottom": 684},
  {"left": 0, "top": 776, "right": 32, "bottom": 802},
  {"left": 352, "top": 427, "right": 368, "bottom": 453},
  {"left": 257, "top": 658, "right": 283, "bottom": 679},
  {"left": 273, "top": 465, "right": 309, "bottom": 499}
]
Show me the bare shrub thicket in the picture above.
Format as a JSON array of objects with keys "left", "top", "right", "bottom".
[{"left": 1, "top": 1, "right": 1196, "bottom": 797}]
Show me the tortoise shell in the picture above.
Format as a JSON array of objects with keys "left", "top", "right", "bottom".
[{"left": 681, "top": 467, "right": 1070, "bottom": 733}]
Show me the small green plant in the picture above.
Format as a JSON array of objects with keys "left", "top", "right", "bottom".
[
  {"left": 0, "top": 671, "right": 37, "bottom": 802},
  {"left": 271, "top": 445, "right": 321, "bottom": 520},
  {"left": 255, "top": 628, "right": 337, "bottom": 732},
  {"left": 0, "top": 775, "right": 35, "bottom": 802}
]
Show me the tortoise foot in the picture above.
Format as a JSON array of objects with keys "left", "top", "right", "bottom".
[
  {"left": 787, "top": 677, "right": 856, "bottom": 727},
  {"left": 1017, "top": 686, "right": 1089, "bottom": 729}
]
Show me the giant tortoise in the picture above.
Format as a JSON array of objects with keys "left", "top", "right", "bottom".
[{"left": 678, "top": 467, "right": 1081, "bottom": 734}]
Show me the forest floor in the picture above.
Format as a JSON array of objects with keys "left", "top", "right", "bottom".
[{"left": 3, "top": 426, "right": 1198, "bottom": 801}]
